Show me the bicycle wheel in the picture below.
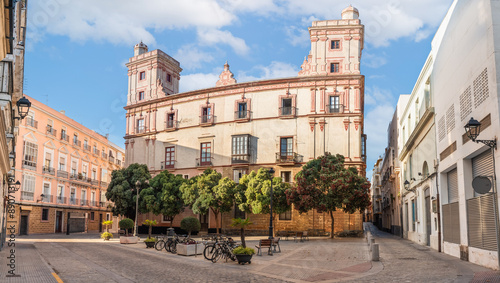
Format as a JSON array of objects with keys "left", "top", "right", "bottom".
[
  {"left": 155, "top": 240, "right": 165, "bottom": 251},
  {"left": 211, "top": 247, "right": 223, "bottom": 263},
  {"left": 203, "top": 244, "right": 217, "bottom": 261},
  {"left": 165, "top": 239, "right": 172, "bottom": 252},
  {"left": 169, "top": 241, "right": 177, "bottom": 254}
]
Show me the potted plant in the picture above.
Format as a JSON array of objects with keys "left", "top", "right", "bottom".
[
  {"left": 101, "top": 232, "right": 113, "bottom": 241},
  {"left": 177, "top": 217, "right": 203, "bottom": 256},
  {"left": 119, "top": 218, "right": 138, "bottom": 244},
  {"left": 232, "top": 246, "right": 255, "bottom": 265},
  {"left": 143, "top": 219, "right": 157, "bottom": 248},
  {"left": 100, "top": 220, "right": 113, "bottom": 240},
  {"left": 231, "top": 218, "right": 252, "bottom": 248}
]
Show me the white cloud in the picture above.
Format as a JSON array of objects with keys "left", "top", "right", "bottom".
[
  {"left": 238, "top": 61, "right": 299, "bottom": 82},
  {"left": 365, "top": 104, "right": 395, "bottom": 170},
  {"left": 363, "top": 52, "right": 387, "bottom": 69},
  {"left": 27, "top": 0, "right": 235, "bottom": 46},
  {"left": 365, "top": 86, "right": 392, "bottom": 106},
  {"left": 285, "top": 26, "right": 310, "bottom": 47},
  {"left": 174, "top": 46, "right": 215, "bottom": 70},
  {"left": 179, "top": 72, "right": 220, "bottom": 93},
  {"left": 197, "top": 29, "right": 249, "bottom": 55}
]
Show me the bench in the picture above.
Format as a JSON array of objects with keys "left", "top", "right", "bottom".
[
  {"left": 272, "top": 237, "right": 281, "bottom": 253},
  {"left": 255, "top": 239, "right": 273, "bottom": 256}
]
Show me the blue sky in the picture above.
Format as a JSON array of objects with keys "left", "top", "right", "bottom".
[{"left": 24, "top": 0, "right": 453, "bottom": 179}]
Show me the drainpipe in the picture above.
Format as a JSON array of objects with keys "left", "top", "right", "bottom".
[{"left": 435, "top": 165, "right": 441, "bottom": 253}]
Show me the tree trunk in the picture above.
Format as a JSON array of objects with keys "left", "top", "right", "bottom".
[
  {"left": 148, "top": 225, "right": 152, "bottom": 239},
  {"left": 170, "top": 216, "right": 175, "bottom": 228},
  {"left": 241, "top": 227, "right": 246, "bottom": 248},
  {"left": 329, "top": 211, "right": 334, "bottom": 239},
  {"left": 214, "top": 212, "right": 219, "bottom": 234}
]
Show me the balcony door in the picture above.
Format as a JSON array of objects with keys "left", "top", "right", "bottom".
[{"left": 280, "top": 137, "right": 293, "bottom": 161}]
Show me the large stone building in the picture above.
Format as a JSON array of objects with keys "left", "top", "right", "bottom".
[
  {"left": 125, "top": 6, "right": 367, "bottom": 234},
  {"left": 0, "top": 0, "right": 27, "bottom": 249},
  {"left": 12, "top": 96, "right": 125, "bottom": 235}
]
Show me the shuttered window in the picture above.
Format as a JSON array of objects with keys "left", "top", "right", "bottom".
[
  {"left": 467, "top": 150, "right": 496, "bottom": 251},
  {"left": 443, "top": 202, "right": 460, "bottom": 244},
  {"left": 447, "top": 168, "right": 459, "bottom": 203}
]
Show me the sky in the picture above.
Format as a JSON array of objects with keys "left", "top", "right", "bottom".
[{"left": 24, "top": 0, "right": 454, "bottom": 180}]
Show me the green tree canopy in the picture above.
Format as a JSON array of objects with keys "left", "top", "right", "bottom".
[
  {"left": 180, "top": 169, "right": 237, "bottom": 234},
  {"left": 139, "top": 170, "right": 186, "bottom": 227},
  {"left": 105, "top": 163, "right": 151, "bottom": 219},
  {"left": 286, "top": 153, "right": 371, "bottom": 237},
  {"left": 237, "top": 168, "right": 291, "bottom": 217}
]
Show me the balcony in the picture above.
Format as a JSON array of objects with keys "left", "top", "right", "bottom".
[
  {"left": 93, "top": 148, "right": 100, "bottom": 156},
  {"left": 231, "top": 154, "right": 250, "bottom": 164},
  {"left": 116, "top": 159, "right": 122, "bottom": 166},
  {"left": 109, "top": 156, "right": 115, "bottom": 163},
  {"left": 161, "top": 161, "right": 175, "bottom": 170},
  {"left": 57, "top": 170, "right": 69, "bottom": 178},
  {"left": 73, "top": 140, "right": 81, "bottom": 148},
  {"left": 40, "top": 194, "right": 53, "bottom": 203},
  {"left": 83, "top": 144, "right": 91, "bottom": 151},
  {"left": 21, "top": 191, "right": 34, "bottom": 201},
  {"left": 60, "top": 133, "right": 69, "bottom": 142},
  {"left": 22, "top": 160, "right": 36, "bottom": 171},
  {"left": 165, "top": 120, "right": 178, "bottom": 131},
  {"left": 69, "top": 197, "right": 78, "bottom": 205},
  {"left": 99, "top": 201, "right": 106, "bottom": 207},
  {"left": 80, "top": 200, "right": 89, "bottom": 206},
  {"left": 196, "top": 158, "right": 212, "bottom": 167},
  {"left": 276, "top": 152, "right": 300, "bottom": 164},
  {"left": 102, "top": 152, "right": 108, "bottom": 159},
  {"left": 91, "top": 179, "right": 99, "bottom": 186},
  {"left": 136, "top": 126, "right": 146, "bottom": 134},
  {"left": 46, "top": 126, "right": 57, "bottom": 137},
  {"left": 42, "top": 166, "right": 55, "bottom": 175},
  {"left": 89, "top": 200, "right": 98, "bottom": 207},
  {"left": 56, "top": 196, "right": 67, "bottom": 204},
  {"left": 234, "top": 111, "right": 251, "bottom": 122},
  {"left": 279, "top": 107, "right": 296, "bottom": 118},
  {"left": 100, "top": 181, "right": 108, "bottom": 188},
  {"left": 326, "top": 104, "right": 344, "bottom": 114},
  {"left": 200, "top": 115, "right": 214, "bottom": 126},
  {"left": 25, "top": 117, "right": 38, "bottom": 129}
]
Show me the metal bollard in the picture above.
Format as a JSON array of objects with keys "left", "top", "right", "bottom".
[
  {"left": 371, "top": 244, "right": 379, "bottom": 261},
  {"left": 370, "top": 238, "right": 375, "bottom": 250}
]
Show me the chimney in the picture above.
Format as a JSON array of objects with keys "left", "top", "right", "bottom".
[{"left": 60, "top": 110, "right": 65, "bottom": 115}]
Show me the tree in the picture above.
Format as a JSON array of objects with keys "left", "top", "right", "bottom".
[
  {"left": 286, "top": 153, "right": 371, "bottom": 238},
  {"left": 143, "top": 219, "right": 157, "bottom": 239},
  {"left": 180, "top": 217, "right": 201, "bottom": 237},
  {"left": 231, "top": 218, "right": 253, "bottom": 248},
  {"left": 180, "top": 169, "right": 236, "bottom": 234},
  {"left": 119, "top": 218, "right": 134, "bottom": 236},
  {"left": 139, "top": 170, "right": 186, "bottom": 227},
  {"left": 237, "top": 168, "right": 291, "bottom": 229},
  {"left": 105, "top": 163, "right": 151, "bottom": 220}
]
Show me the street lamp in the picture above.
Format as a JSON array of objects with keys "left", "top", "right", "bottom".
[
  {"left": 268, "top": 168, "right": 275, "bottom": 241},
  {"left": 134, "top": 180, "right": 140, "bottom": 237},
  {"left": 464, "top": 117, "right": 498, "bottom": 268},
  {"left": 15, "top": 96, "right": 31, "bottom": 120}
]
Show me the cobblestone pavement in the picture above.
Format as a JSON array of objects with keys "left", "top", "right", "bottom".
[{"left": 3, "top": 225, "right": 500, "bottom": 282}]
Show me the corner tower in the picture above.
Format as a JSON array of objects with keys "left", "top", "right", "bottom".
[
  {"left": 126, "top": 42, "right": 183, "bottom": 106},
  {"left": 299, "top": 5, "right": 364, "bottom": 76}
]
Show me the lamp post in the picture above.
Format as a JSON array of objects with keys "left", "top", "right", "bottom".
[
  {"left": 464, "top": 117, "right": 498, "bottom": 268},
  {"left": 268, "top": 168, "right": 275, "bottom": 241},
  {"left": 134, "top": 180, "right": 140, "bottom": 237}
]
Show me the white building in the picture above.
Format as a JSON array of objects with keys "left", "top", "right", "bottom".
[{"left": 433, "top": 0, "right": 500, "bottom": 269}]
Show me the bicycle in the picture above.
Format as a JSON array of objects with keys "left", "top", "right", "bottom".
[{"left": 154, "top": 234, "right": 167, "bottom": 251}]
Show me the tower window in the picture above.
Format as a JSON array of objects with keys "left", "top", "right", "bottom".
[
  {"left": 139, "top": 72, "right": 146, "bottom": 80},
  {"left": 331, "top": 40, "right": 340, "bottom": 49},
  {"left": 167, "top": 74, "right": 172, "bottom": 82},
  {"left": 138, "top": 91, "right": 145, "bottom": 101},
  {"left": 331, "top": 63, "right": 340, "bottom": 73}
]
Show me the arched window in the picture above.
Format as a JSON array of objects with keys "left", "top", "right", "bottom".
[{"left": 422, "top": 161, "right": 429, "bottom": 178}]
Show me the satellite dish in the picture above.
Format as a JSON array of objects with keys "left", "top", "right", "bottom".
[{"left": 472, "top": 176, "right": 492, "bottom": 194}]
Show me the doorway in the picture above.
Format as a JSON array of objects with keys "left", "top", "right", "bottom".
[
  {"left": 55, "top": 211, "right": 63, "bottom": 233},
  {"left": 20, "top": 215, "right": 28, "bottom": 235},
  {"left": 199, "top": 214, "right": 208, "bottom": 232},
  {"left": 425, "top": 189, "right": 431, "bottom": 246}
]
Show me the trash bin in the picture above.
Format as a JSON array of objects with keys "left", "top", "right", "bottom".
[{"left": 167, "top": 228, "right": 175, "bottom": 236}]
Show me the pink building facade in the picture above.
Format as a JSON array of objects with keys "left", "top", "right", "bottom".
[{"left": 12, "top": 96, "right": 124, "bottom": 235}]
